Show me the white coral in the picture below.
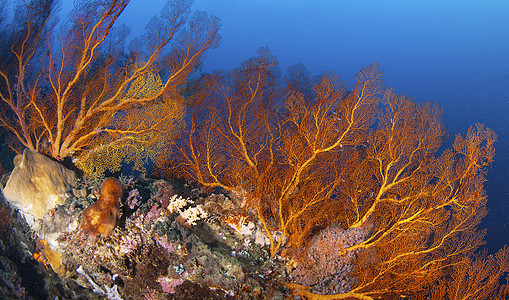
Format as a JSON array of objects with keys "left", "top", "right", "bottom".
[
  {"left": 180, "top": 205, "right": 208, "bottom": 226},
  {"left": 166, "top": 194, "right": 191, "bottom": 214},
  {"left": 166, "top": 195, "right": 207, "bottom": 226},
  {"left": 76, "top": 266, "right": 123, "bottom": 300}
]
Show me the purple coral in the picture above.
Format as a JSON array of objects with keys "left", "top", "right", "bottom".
[
  {"left": 154, "top": 234, "right": 176, "bottom": 252},
  {"left": 140, "top": 181, "right": 179, "bottom": 226},
  {"left": 153, "top": 180, "right": 175, "bottom": 208},
  {"left": 126, "top": 189, "right": 141, "bottom": 210},
  {"left": 157, "top": 276, "right": 184, "bottom": 294},
  {"left": 144, "top": 205, "right": 163, "bottom": 224},
  {"left": 119, "top": 234, "right": 142, "bottom": 254}
]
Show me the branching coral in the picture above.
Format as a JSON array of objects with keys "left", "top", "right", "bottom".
[
  {"left": 0, "top": 0, "right": 220, "bottom": 169},
  {"left": 166, "top": 194, "right": 208, "bottom": 226},
  {"left": 175, "top": 51, "right": 505, "bottom": 298},
  {"left": 75, "top": 82, "right": 186, "bottom": 178},
  {"left": 166, "top": 194, "right": 191, "bottom": 214}
]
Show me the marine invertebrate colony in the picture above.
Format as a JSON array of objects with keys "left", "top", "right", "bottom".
[
  {"left": 0, "top": 0, "right": 220, "bottom": 176},
  {"left": 174, "top": 49, "right": 508, "bottom": 298},
  {"left": 81, "top": 178, "right": 123, "bottom": 236}
]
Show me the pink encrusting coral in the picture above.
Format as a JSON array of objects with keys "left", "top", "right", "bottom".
[
  {"left": 118, "top": 233, "right": 142, "bottom": 255},
  {"left": 157, "top": 276, "right": 184, "bottom": 294},
  {"left": 153, "top": 180, "right": 175, "bottom": 208},
  {"left": 291, "top": 224, "right": 371, "bottom": 294}
]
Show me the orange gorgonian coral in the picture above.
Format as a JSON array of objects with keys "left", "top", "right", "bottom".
[{"left": 174, "top": 49, "right": 508, "bottom": 298}]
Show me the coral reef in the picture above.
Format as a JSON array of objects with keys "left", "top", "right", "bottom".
[
  {"left": 1, "top": 174, "right": 289, "bottom": 299},
  {"left": 0, "top": 152, "right": 355, "bottom": 299}
]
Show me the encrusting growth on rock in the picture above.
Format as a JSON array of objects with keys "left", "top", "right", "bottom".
[{"left": 80, "top": 178, "right": 122, "bottom": 236}]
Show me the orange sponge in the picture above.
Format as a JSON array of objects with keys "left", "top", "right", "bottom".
[{"left": 81, "top": 177, "right": 122, "bottom": 236}]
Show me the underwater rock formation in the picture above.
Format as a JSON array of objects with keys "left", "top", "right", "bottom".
[
  {"left": 1, "top": 149, "right": 76, "bottom": 220},
  {"left": 0, "top": 195, "right": 96, "bottom": 299}
]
